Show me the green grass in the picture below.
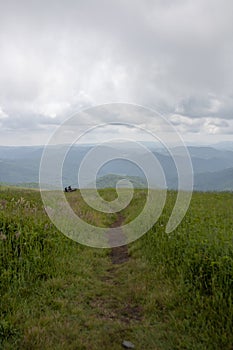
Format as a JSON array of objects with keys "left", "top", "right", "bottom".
[{"left": 0, "top": 188, "right": 232, "bottom": 349}]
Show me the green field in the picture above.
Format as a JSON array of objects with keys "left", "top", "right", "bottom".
[{"left": 0, "top": 187, "right": 232, "bottom": 349}]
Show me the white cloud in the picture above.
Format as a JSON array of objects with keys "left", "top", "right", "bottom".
[
  {"left": 0, "top": 107, "right": 8, "bottom": 120},
  {"left": 0, "top": 0, "right": 233, "bottom": 144}
]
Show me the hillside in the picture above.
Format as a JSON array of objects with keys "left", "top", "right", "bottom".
[
  {"left": 0, "top": 144, "right": 233, "bottom": 191},
  {"left": 194, "top": 167, "right": 233, "bottom": 191},
  {"left": 92, "top": 174, "right": 147, "bottom": 189},
  {"left": 0, "top": 187, "right": 232, "bottom": 349}
]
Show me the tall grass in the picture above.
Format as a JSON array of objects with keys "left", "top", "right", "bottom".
[
  {"left": 137, "top": 191, "right": 233, "bottom": 348},
  {"left": 0, "top": 187, "right": 232, "bottom": 348}
]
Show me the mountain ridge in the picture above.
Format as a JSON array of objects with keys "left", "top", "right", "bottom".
[{"left": 0, "top": 144, "right": 232, "bottom": 191}]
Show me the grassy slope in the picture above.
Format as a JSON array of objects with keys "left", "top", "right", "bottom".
[
  {"left": 95, "top": 174, "right": 147, "bottom": 189},
  {"left": 0, "top": 188, "right": 232, "bottom": 349}
]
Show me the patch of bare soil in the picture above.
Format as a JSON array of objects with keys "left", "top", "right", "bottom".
[
  {"left": 109, "top": 214, "right": 129, "bottom": 264},
  {"left": 93, "top": 214, "right": 143, "bottom": 330},
  {"left": 91, "top": 298, "right": 143, "bottom": 324}
]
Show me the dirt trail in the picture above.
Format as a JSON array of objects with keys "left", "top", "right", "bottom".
[
  {"left": 97, "top": 214, "right": 143, "bottom": 335},
  {"left": 109, "top": 214, "right": 129, "bottom": 264}
]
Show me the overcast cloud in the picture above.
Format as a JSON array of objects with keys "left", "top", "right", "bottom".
[{"left": 0, "top": 0, "right": 233, "bottom": 145}]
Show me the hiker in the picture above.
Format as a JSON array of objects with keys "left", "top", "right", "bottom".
[
  {"left": 68, "top": 185, "right": 72, "bottom": 191},
  {"left": 64, "top": 187, "right": 68, "bottom": 192}
]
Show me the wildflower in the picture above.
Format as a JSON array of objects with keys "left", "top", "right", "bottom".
[
  {"left": 0, "top": 200, "right": 7, "bottom": 209},
  {"left": 15, "top": 231, "right": 21, "bottom": 239},
  {"left": 0, "top": 232, "right": 7, "bottom": 240}
]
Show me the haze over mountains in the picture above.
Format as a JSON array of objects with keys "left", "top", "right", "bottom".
[{"left": 0, "top": 142, "right": 233, "bottom": 191}]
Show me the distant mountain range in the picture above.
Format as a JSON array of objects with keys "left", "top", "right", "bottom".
[
  {"left": 194, "top": 168, "right": 233, "bottom": 192},
  {"left": 0, "top": 143, "right": 232, "bottom": 191}
]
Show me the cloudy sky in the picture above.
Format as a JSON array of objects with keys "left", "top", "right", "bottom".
[{"left": 0, "top": 0, "right": 233, "bottom": 146}]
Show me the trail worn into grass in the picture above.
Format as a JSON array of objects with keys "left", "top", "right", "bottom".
[
  {"left": 97, "top": 214, "right": 143, "bottom": 341},
  {"left": 109, "top": 214, "right": 129, "bottom": 264}
]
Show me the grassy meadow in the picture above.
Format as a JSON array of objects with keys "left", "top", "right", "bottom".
[{"left": 0, "top": 186, "right": 232, "bottom": 349}]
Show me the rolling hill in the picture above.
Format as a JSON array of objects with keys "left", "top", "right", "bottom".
[{"left": 0, "top": 144, "right": 232, "bottom": 191}]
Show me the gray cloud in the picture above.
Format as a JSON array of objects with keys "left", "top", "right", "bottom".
[
  {"left": 0, "top": 0, "right": 233, "bottom": 144},
  {"left": 175, "top": 94, "right": 233, "bottom": 119}
]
